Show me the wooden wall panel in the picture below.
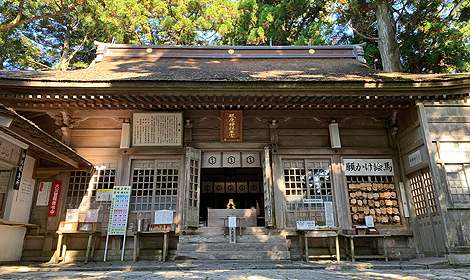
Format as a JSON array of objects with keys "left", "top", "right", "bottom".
[
  {"left": 278, "top": 135, "right": 330, "bottom": 147},
  {"left": 76, "top": 118, "right": 122, "bottom": 129},
  {"left": 70, "top": 129, "right": 122, "bottom": 148}
]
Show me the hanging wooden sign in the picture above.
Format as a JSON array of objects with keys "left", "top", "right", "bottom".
[{"left": 220, "top": 111, "right": 242, "bottom": 142}]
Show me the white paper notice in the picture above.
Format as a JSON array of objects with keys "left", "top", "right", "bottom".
[
  {"left": 16, "top": 177, "right": 35, "bottom": 204},
  {"left": 365, "top": 215, "right": 375, "bottom": 227},
  {"left": 36, "top": 182, "right": 52, "bottom": 206},
  {"left": 324, "top": 201, "right": 335, "bottom": 227},
  {"left": 228, "top": 216, "right": 237, "bottom": 228},
  {"left": 154, "top": 210, "right": 173, "bottom": 224},
  {"left": 96, "top": 189, "right": 113, "bottom": 201},
  {"left": 296, "top": 221, "right": 316, "bottom": 230},
  {"left": 0, "top": 171, "right": 10, "bottom": 193}
]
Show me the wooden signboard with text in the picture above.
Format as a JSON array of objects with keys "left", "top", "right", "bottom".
[{"left": 220, "top": 111, "right": 242, "bottom": 142}]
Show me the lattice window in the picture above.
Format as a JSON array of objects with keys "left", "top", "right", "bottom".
[
  {"left": 410, "top": 174, "right": 428, "bottom": 216},
  {"left": 285, "top": 168, "right": 307, "bottom": 211},
  {"left": 445, "top": 164, "right": 470, "bottom": 203},
  {"left": 188, "top": 158, "right": 200, "bottom": 208},
  {"left": 422, "top": 171, "right": 438, "bottom": 212},
  {"left": 67, "top": 165, "right": 117, "bottom": 211},
  {"left": 439, "top": 142, "right": 470, "bottom": 162},
  {"left": 284, "top": 160, "right": 332, "bottom": 224},
  {"left": 130, "top": 160, "right": 181, "bottom": 213},
  {"left": 130, "top": 161, "right": 155, "bottom": 211},
  {"left": 66, "top": 171, "right": 92, "bottom": 210},
  {"left": 155, "top": 166, "right": 178, "bottom": 210},
  {"left": 90, "top": 167, "right": 116, "bottom": 211}
]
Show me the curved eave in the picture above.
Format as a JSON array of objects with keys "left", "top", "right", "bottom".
[
  {"left": 0, "top": 105, "right": 93, "bottom": 170},
  {"left": 0, "top": 77, "right": 469, "bottom": 111},
  {"left": 1, "top": 77, "right": 470, "bottom": 93}
]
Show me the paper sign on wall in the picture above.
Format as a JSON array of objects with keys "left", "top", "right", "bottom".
[
  {"left": 324, "top": 201, "right": 335, "bottom": 227},
  {"left": 96, "top": 189, "right": 113, "bottom": 201},
  {"left": 0, "top": 171, "right": 10, "bottom": 193},
  {"left": 66, "top": 209, "right": 79, "bottom": 222},
  {"left": 296, "top": 221, "right": 316, "bottom": 230},
  {"left": 85, "top": 209, "right": 99, "bottom": 222},
  {"left": 154, "top": 210, "right": 173, "bottom": 225},
  {"left": 16, "top": 177, "right": 35, "bottom": 204},
  {"left": 36, "top": 182, "right": 52, "bottom": 206},
  {"left": 365, "top": 216, "right": 375, "bottom": 227}
]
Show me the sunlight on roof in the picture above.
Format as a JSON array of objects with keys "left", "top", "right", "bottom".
[{"left": 251, "top": 70, "right": 304, "bottom": 78}]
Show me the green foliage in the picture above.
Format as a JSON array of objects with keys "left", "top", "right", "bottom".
[
  {"left": 335, "top": 0, "right": 470, "bottom": 73},
  {"left": 0, "top": 0, "right": 239, "bottom": 70},
  {"left": 221, "top": 0, "right": 336, "bottom": 45}
]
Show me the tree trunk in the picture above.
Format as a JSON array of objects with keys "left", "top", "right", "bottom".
[
  {"left": 60, "top": 23, "right": 72, "bottom": 71},
  {"left": 375, "top": 0, "right": 402, "bottom": 72}
]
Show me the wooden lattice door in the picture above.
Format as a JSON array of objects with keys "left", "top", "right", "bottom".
[
  {"left": 184, "top": 147, "right": 201, "bottom": 228},
  {"left": 409, "top": 168, "right": 446, "bottom": 256}
]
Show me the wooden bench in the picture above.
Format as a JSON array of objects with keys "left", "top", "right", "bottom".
[
  {"left": 51, "top": 231, "right": 100, "bottom": 264},
  {"left": 339, "top": 233, "right": 389, "bottom": 262},
  {"left": 298, "top": 228, "right": 341, "bottom": 262}
]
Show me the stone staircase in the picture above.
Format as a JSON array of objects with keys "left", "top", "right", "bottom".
[{"left": 175, "top": 227, "right": 291, "bottom": 260}]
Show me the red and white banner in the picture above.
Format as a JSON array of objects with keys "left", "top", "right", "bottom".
[{"left": 47, "top": 181, "right": 62, "bottom": 217}]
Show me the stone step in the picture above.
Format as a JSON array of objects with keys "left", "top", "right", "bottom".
[
  {"left": 175, "top": 250, "right": 291, "bottom": 260},
  {"left": 176, "top": 227, "right": 291, "bottom": 260},
  {"left": 179, "top": 234, "right": 288, "bottom": 244},
  {"left": 177, "top": 242, "right": 289, "bottom": 252},
  {"left": 182, "top": 227, "right": 283, "bottom": 236}
]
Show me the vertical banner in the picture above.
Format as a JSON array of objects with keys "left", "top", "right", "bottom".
[
  {"left": 13, "top": 150, "right": 27, "bottom": 190},
  {"left": 220, "top": 110, "right": 243, "bottom": 142},
  {"left": 47, "top": 181, "right": 62, "bottom": 217},
  {"left": 107, "top": 186, "right": 131, "bottom": 235},
  {"left": 263, "top": 146, "right": 274, "bottom": 227}
]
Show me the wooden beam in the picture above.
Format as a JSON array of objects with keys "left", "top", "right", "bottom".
[
  {"left": 36, "top": 166, "right": 91, "bottom": 172},
  {"left": 6, "top": 128, "right": 80, "bottom": 168}
]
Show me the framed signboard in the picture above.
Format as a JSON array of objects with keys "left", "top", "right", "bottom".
[
  {"left": 104, "top": 186, "right": 131, "bottom": 261},
  {"left": 220, "top": 111, "right": 242, "bottom": 142},
  {"left": 107, "top": 186, "right": 131, "bottom": 235},
  {"left": 132, "top": 112, "right": 183, "bottom": 147},
  {"left": 344, "top": 159, "right": 394, "bottom": 176}
]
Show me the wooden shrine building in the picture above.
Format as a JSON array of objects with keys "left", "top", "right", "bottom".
[{"left": 0, "top": 43, "right": 470, "bottom": 263}]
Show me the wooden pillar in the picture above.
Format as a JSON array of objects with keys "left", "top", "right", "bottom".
[{"left": 331, "top": 154, "right": 351, "bottom": 229}]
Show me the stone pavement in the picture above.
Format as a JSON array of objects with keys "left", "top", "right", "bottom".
[{"left": 0, "top": 260, "right": 469, "bottom": 279}]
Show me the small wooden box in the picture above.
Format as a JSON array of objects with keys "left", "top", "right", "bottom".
[
  {"left": 78, "top": 222, "right": 101, "bottom": 232},
  {"left": 367, "top": 227, "right": 380, "bottom": 235},
  {"left": 148, "top": 224, "right": 173, "bottom": 232},
  {"left": 354, "top": 226, "right": 367, "bottom": 235},
  {"left": 342, "top": 229, "right": 356, "bottom": 235},
  {"left": 58, "top": 222, "right": 78, "bottom": 232}
]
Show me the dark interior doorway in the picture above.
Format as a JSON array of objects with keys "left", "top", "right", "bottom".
[{"left": 200, "top": 167, "right": 265, "bottom": 226}]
